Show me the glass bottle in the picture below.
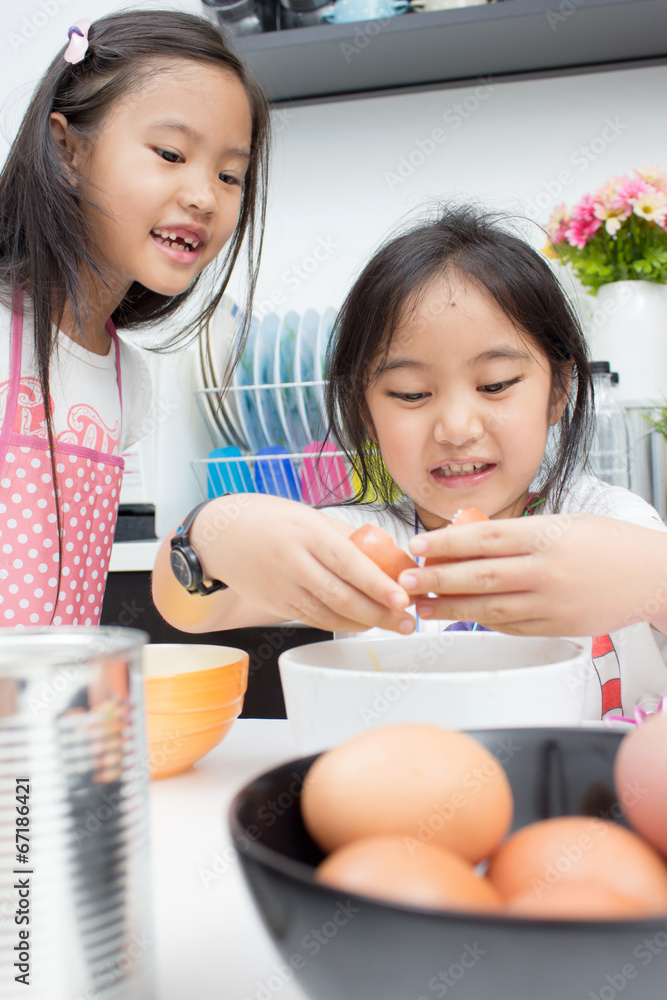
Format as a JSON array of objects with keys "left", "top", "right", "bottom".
[{"left": 589, "top": 361, "right": 631, "bottom": 489}]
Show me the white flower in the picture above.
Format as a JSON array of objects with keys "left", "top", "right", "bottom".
[
  {"left": 632, "top": 187, "right": 667, "bottom": 223},
  {"left": 636, "top": 164, "right": 667, "bottom": 193}
]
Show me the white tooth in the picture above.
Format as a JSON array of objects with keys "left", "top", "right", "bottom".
[
  {"left": 448, "top": 464, "right": 462, "bottom": 472},
  {"left": 159, "top": 230, "right": 169, "bottom": 238},
  {"left": 184, "top": 236, "right": 194, "bottom": 244},
  {"left": 169, "top": 232, "right": 177, "bottom": 240},
  {"left": 461, "top": 464, "right": 474, "bottom": 473},
  {"left": 191, "top": 240, "right": 200, "bottom": 249}
]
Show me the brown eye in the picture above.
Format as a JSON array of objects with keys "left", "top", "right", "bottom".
[{"left": 156, "top": 148, "right": 181, "bottom": 164}]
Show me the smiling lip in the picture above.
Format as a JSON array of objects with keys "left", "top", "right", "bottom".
[
  {"left": 430, "top": 461, "right": 496, "bottom": 489},
  {"left": 150, "top": 224, "right": 208, "bottom": 263}
]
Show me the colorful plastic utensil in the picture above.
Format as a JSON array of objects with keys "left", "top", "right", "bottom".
[
  {"left": 300, "top": 442, "right": 352, "bottom": 505},
  {"left": 207, "top": 446, "right": 255, "bottom": 498},
  {"left": 254, "top": 446, "right": 300, "bottom": 500}
]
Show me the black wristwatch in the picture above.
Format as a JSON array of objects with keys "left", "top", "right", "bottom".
[{"left": 170, "top": 500, "right": 227, "bottom": 595}]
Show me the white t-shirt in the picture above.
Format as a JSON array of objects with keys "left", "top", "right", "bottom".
[
  {"left": 0, "top": 298, "right": 152, "bottom": 456},
  {"left": 322, "top": 474, "right": 667, "bottom": 721}
]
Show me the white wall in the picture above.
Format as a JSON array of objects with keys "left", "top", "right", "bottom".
[
  {"left": 2, "top": 1, "right": 666, "bottom": 531},
  {"left": 255, "top": 62, "right": 667, "bottom": 321}
]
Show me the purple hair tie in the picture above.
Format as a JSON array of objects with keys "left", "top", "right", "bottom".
[{"left": 64, "top": 18, "right": 91, "bottom": 64}]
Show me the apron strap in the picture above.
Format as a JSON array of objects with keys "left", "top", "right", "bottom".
[
  {"left": 105, "top": 318, "right": 124, "bottom": 424},
  {"left": 0, "top": 289, "right": 24, "bottom": 468}
]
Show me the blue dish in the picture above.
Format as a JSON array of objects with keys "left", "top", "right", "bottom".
[
  {"left": 253, "top": 446, "right": 300, "bottom": 500},
  {"left": 233, "top": 314, "right": 267, "bottom": 452},
  {"left": 313, "top": 306, "right": 338, "bottom": 437},
  {"left": 255, "top": 314, "right": 290, "bottom": 450},
  {"left": 207, "top": 446, "right": 255, "bottom": 498},
  {"left": 275, "top": 310, "right": 309, "bottom": 452},
  {"left": 295, "top": 308, "right": 324, "bottom": 443},
  {"left": 210, "top": 297, "right": 249, "bottom": 450}
]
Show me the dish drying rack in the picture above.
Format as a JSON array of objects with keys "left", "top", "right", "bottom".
[
  {"left": 191, "top": 445, "right": 357, "bottom": 506},
  {"left": 195, "top": 381, "right": 328, "bottom": 452}
]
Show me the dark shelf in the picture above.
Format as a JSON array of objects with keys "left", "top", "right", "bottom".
[{"left": 234, "top": 0, "right": 667, "bottom": 102}]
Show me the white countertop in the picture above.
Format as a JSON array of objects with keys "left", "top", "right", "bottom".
[
  {"left": 150, "top": 718, "right": 308, "bottom": 1000},
  {"left": 109, "top": 540, "right": 162, "bottom": 573}
]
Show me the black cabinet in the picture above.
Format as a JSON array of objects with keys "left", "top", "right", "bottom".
[{"left": 100, "top": 571, "right": 332, "bottom": 719}]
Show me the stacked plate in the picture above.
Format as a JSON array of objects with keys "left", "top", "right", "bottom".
[
  {"left": 196, "top": 299, "right": 338, "bottom": 454},
  {"left": 195, "top": 302, "right": 355, "bottom": 503}
]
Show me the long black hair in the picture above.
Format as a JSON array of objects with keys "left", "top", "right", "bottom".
[
  {"left": 326, "top": 205, "right": 593, "bottom": 515},
  {"left": 0, "top": 9, "right": 270, "bottom": 612}
]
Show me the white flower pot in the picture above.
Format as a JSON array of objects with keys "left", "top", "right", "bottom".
[{"left": 587, "top": 281, "right": 667, "bottom": 402}]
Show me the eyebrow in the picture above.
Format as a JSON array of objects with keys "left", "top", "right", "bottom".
[
  {"left": 467, "top": 347, "right": 534, "bottom": 367},
  {"left": 375, "top": 346, "right": 533, "bottom": 377},
  {"left": 147, "top": 120, "right": 251, "bottom": 159}
]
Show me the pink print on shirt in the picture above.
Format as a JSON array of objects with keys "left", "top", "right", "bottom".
[
  {"left": 0, "top": 376, "right": 49, "bottom": 438},
  {"left": 1, "top": 379, "right": 120, "bottom": 454},
  {"left": 58, "top": 404, "right": 120, "bottom": 453}
]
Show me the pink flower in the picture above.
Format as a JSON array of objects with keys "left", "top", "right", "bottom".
[
  {"left": 614, "top": 175, "right": 649, "bottom": 214},
  {"left": 565, "top": 195, "right": 602, "bottom": 248},
  {"left": 546, "top": 203, "right": 570, "bottom": 244},
  {"left": 570, "top": 193, "right": 598, "bottom": 221}
]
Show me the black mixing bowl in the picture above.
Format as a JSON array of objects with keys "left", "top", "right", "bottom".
[{"left": 229, "top": 728, "right": 667, "bottom": 1000}]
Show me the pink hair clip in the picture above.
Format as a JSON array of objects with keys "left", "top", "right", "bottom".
[{"left": 64, "top": 18, "right": 92, "bottom": 65}]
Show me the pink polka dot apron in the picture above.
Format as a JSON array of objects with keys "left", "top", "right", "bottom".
[{"left": 0, "top": 294, "right": 124, "bottom": 626}]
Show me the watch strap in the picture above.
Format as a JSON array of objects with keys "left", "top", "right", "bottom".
[{"left": 170, "top": 498, "right": 228, "bottom": 595}]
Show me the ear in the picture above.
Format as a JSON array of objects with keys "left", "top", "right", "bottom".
[
  {"left": 548, "top": 366, "right": 573, "bottom": 426},
  {"left": 49, "top": 112, "right": 86, "bottom": 180}
]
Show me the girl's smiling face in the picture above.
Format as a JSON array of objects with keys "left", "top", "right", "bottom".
[
  {"left": 364, "top": 273, "right": 567, "bottom": 529},
  {"left": 65, "top": 58, "right": 253, "bottom": 300}
]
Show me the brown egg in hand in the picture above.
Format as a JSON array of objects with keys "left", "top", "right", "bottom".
[
  {"left": 316, "top": 835, "right": 501, "bottom": 912},
  {"left": 424, "top": 508, "right": 489, "bottom": 565},
  {"left": 451, "top": 508, "right": 489, "bottom": 526},
  {"left": 349, "top": 523, "right": 416, "bottom": 581}
]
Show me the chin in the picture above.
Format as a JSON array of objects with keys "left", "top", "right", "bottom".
[{"left": 142, "top": 276, "right": 198, "bottom": 298}]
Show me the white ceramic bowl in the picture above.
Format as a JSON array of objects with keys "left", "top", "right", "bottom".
[{"left": 278, "top": 632, "right": 588, "bottom": 752}]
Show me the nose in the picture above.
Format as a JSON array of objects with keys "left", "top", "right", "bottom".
[
  {"left": 432, "top": 395, "right": 484, "bottom": 448},
  {"left": 178, "top": 166, "right": 218, "bottom": 216}
]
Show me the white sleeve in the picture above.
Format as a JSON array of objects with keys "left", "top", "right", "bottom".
[
  {"left": 117, "top": 337, "right": 153, "bottom": 452},
  {"left": 553, "top": 474, "right": 666, "bottom": 531}
]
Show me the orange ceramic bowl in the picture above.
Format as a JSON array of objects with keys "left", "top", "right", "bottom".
[{"left": 143, "top": 643, "right": 249, "bottom": 779}]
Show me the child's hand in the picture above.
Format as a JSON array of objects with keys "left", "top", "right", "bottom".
[
  {"left": 397, "top": 514, "right": 667, "bottom": 637},
  {"left": 178, "top": 494, "right": 415, "bottom": 634}
]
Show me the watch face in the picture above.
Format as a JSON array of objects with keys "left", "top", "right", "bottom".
[{"left": 170, "top": 548, "right": 194, "bottom": 590}]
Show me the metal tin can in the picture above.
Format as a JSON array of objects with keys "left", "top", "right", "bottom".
[{"left": 0, "top": 627, "right": 153, "bottom": 1000}]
